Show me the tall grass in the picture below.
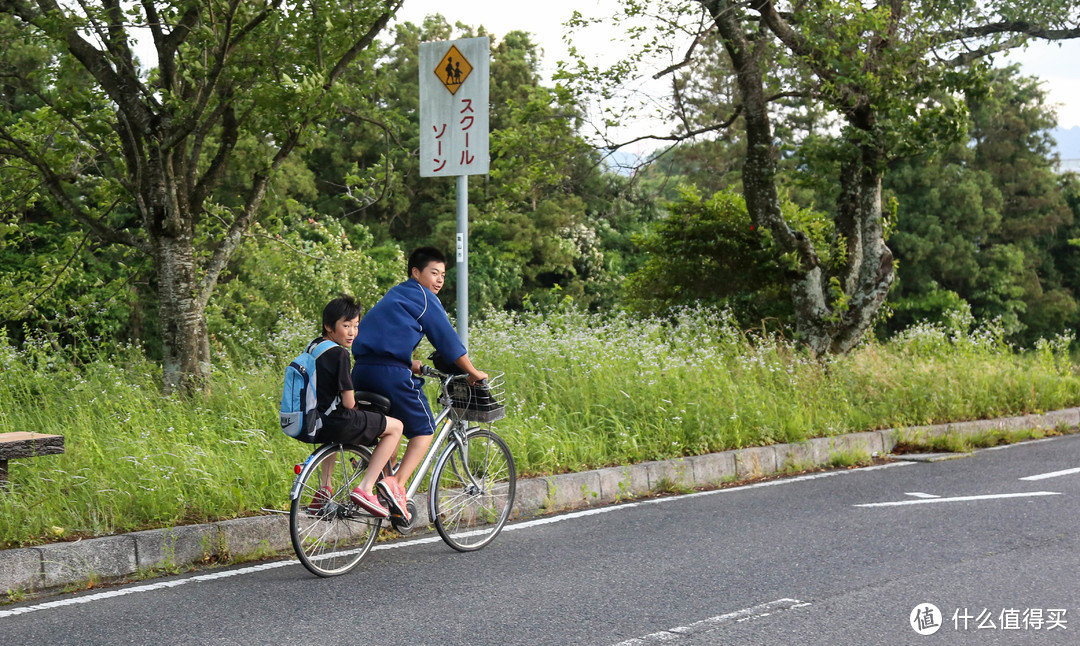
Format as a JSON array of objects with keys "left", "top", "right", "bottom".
[
  {"left": 2, "top": 306, "right": 1078, "bottom": 547},
  {"left": 474, "top": 306, "right": 1080, "bottom": 474}
]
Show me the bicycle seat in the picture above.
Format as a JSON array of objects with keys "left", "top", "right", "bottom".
[{"left": 354, "top": 391, "right": 391, "bottom": 414}]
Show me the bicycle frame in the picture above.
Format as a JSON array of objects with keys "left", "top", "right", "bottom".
[
  {"left": 396, "top": 373, "right": 480, "bottom": 502},
  {"left": 284, "top": 368, "right": 514, "bottom": 573},
  {"left": 288, "top": 373, "right": 482, "bottom": 512}
]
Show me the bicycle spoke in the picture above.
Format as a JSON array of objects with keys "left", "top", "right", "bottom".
[
  {"left": 289, "top": 444, "right": 382, "bottom": 577},
  {"left": 431, "top": 429, "right": 516, "bottom": 551}
]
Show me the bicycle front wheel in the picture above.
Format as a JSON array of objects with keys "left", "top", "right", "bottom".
[
  {"left": 431, "top": 428, "right": 516, "bottom": 551},
  {"left": 289, "top": 444, "right": 382, "bottom": 577}
]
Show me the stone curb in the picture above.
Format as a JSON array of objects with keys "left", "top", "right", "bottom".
[{"left": 3, "top": 406, "right": 1077, "bottom": 594}]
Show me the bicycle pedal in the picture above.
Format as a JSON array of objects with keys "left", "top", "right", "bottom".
[{"left": 389, "top": 499, "right": 418, "bottom": 534}]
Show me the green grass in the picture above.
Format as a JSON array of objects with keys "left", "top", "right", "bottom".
[
  {"left": 895, "top": 425, "right": 1067, "bottom": 454},
  {"left": 2, "top": 306, "right": 1079, "bottom": 548}
]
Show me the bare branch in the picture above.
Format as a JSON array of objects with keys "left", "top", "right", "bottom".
[
  {"left": 190, "top": 104, "right": 237, "bottom": 207},
  {"left": 939, "top": 21, "right": 1080, "bottom": 44},
  {"left": 941, "top": 34, "right": 1028, "bottom": 68},
  {"left": 245, "top": 232, "right": 326, "bottom": 260},
  {"left": 196, "top": 128, "right": 303, "bottom": 308},
  {"left": 653, "top": 29, "right": 708, "bottom": 80},
  {"left": 0, "top": 124, "right": 147, "bottom": 250},
  {"left": 339, "top": 110, "right": 393, "bottom": 213},
  {"left": 601, "top": 90, "right": 804, "bottom": 151}
]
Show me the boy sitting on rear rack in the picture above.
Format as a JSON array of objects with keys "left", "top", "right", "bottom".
[{"left": 307, "top": 295, "right": 409, "bottom": 520}]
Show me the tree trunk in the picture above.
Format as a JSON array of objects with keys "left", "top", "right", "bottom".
[
  {"left": 829, "top": 147, "right": 894, "bottom": 354},
  {"left": 706, "top": 0, "right": 894, "bottom": 356},
  {"left": 154, "top": 230, "right": 210, "bottom": 395}
]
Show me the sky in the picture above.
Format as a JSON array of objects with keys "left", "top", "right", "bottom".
[{"left": 394, "top": 0, "right": 1080, "bottom": 151}]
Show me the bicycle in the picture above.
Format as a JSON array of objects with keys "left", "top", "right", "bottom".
[{"left": 284, "top": 366, "right": 516, "bottom": 577}]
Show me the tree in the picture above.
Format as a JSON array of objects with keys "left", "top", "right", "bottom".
[
  {"left": 885, "top": 66, "right": 1077, "bottom": 342},
  {"left": 0, "top": 0, "right": 401, "bottom": 393},
  {"left": 562, "top": 0, "right": 1080, "bottom": 354},
  {"left": 1, "top": 14, "right": 153, "bottom": 353}
]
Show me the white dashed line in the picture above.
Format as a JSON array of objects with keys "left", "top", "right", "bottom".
[
  {"left": 1019, "top": 467, "right": 1080, "bottom": 481},
  {"left": 610, "top": 598, "right": 811, "bottom": 645},
  {"left": 855, "top": 491, "right": 1060, "bottom": 508}
]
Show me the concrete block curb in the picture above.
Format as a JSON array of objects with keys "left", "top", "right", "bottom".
[
  {"left": 734, "top": 446, "right": 777, "bottom": 478},
  {"left": 131, "top": 524, "right": 220, "bottom": 571},
  {"left": 37, "top": 535, "right": 137, "bottom": 589},
  {"left": 3, "top": 406, "right": 1078, "bottom": 595},
  {"left": 0, "top": 548, "right": 42, "bottom": 593},
  {"left": 644, "top": 457, "right": 696, "bottom": 490},
  {"left": 513, "top": 478, "right": 547, "bottom": 517},
  {"left": 685, "top": 451, "right": 736, "bottom": 486},
  {"left": 216, "top": 515, "right": 290, "bottom": 559},
  {"left": 542, "top": 471, "right": 603, "bottom": 510}
]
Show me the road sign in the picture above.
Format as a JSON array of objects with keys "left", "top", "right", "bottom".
[
  {"left": 434, "top": 45, "right": 472, "bottom": 95},
  {"left": 419, "top": 37, "right": 489, "bottom": 177}
]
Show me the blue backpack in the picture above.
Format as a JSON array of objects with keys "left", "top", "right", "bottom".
[{"left": 279, "top": 339, "right": 340, "bottom": 441}]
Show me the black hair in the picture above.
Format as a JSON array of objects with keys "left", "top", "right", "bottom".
[
  {"left": 322, "top": 294, "right": 362, "bottom": 333},
  {"left": 408, "top": 246, "right": 447, "bottom": 277}
]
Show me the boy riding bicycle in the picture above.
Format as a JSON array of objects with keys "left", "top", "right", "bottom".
[{"left": 350, "top": 247, "right": 489, "bottom": 504}]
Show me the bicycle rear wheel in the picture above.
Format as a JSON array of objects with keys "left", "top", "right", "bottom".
[
  {"left": 289, "top": 444, "right": 382, "bottom": 577},
  {"left": 430, "top": 428, "right": 516, "bottom": 551}
]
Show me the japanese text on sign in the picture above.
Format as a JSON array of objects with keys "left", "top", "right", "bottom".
[{"left": 419, "top": 37, "right": 489, "bottom": 177}]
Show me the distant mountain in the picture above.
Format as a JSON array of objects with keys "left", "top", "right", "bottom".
[{"left": 1051, "top": 126, "right": 1080, "bottom": 161}]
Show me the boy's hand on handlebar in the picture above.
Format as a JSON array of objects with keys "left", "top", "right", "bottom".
[{"left": 411, "top": 360, "right": 423, "bottom": 375}]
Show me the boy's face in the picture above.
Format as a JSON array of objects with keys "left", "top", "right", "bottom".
[
  {"left": 324, "top": 316, "right": 359, "bottom": 348},
  {"left": 411, "top": 261, "right": 446, "bottom": 294}
]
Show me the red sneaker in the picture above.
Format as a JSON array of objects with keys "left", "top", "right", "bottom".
[
  {"left": 377, "top": 476, "right": 410, "bottom": 522},
  {"left": 349, "top": 487, "right": 389, "bottom": 518},
  {"left": 308, "top": 486, "right": 332, "bottom": 512}
]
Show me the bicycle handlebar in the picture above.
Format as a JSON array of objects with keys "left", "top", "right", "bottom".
[{"left": 420, "top": 364, "right": 484, "bottom": 385}]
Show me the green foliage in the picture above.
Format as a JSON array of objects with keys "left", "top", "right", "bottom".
[
  {"left": 884, "top": 66, "right": 1079, "bottom": 344},
  {"left": 625, "top": 186, "right": 833, "bottom": 329},
  {"left": 206, "top": 217, "right": 399, "bottom": 361}
]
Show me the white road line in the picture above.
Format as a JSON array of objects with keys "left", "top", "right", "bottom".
[
  {"left": 0, "top": 561, "right": 297, "bottom": 618},
  {"left": 610, "top": 598, "right": 811, "bottom": 645},
  {"left": 904, "top": 492, "right": 940, "bottom": 498},
  {"left": 1019, "top": 467, "right": 1080, "bottom": 481},
  {"left": 855, "top": 491, "right": 1060, "bottom": 508},
  {"left": 1, "top": 461, "right": 914, "bottom": 620},
  {"left": 981, "top": 436, "right": 1069, "bottom": 452}
]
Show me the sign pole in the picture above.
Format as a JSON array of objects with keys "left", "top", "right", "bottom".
[
  {"left": 418, "top": 36, "right": 489, "bottom": 348},
  {"left": 456, "top": 174, "right": 469, "bottom": 346}
]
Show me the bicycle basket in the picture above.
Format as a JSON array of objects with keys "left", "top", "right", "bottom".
[{"left": 449, "top": 372, "right": 506, "bottom": 423}]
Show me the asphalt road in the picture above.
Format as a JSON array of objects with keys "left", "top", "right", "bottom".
[{"left": 2, "top": 435, "right": 1077, "bottom": 645}]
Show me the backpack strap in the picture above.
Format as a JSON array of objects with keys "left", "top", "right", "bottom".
[
  {"left": 307, "top": 338, "right": 340, "bottom": 357},
  {"left": 307, "top": 339, "right": 344, "bottom": 417}
]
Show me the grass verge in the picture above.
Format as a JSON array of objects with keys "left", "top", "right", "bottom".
[{"left": 1, "top": 306, "right": 1078, "bottom": 548}]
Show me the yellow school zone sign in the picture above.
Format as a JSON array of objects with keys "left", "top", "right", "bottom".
[
  {"left": 434, "top": 45, "right": 472, "bottom": 95},
  {"left": 419, "top": 37, "right": 489, "bottom": 176}
]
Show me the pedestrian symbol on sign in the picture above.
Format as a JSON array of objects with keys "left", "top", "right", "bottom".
[{"left": 434, "top": 45, "right": 472, "bottom": 95}]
